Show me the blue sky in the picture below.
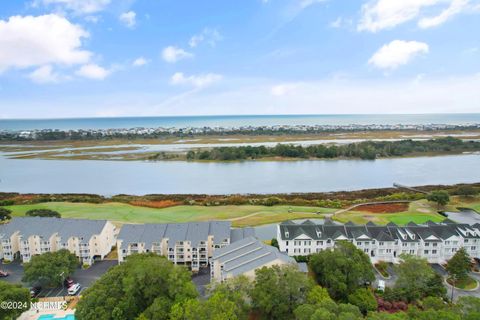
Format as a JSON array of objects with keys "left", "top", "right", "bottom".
[{"left": 0, "top": 0, "right": 479, "bottom": 118}]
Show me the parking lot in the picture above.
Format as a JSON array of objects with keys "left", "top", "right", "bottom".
[{"left": 0, "top": 260, "right": 117, "bottom": 298}]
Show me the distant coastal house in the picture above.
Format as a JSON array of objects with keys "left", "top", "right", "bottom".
[
  {"left": 0, "top": 217, "right": 116, "bottom": 265},
  {"left": 277, "top": 219, "right": 480, "bottom": 264},
  {"left": 210, "top": 236, "right": 297, "bottom": 282},
  {"left": 116, "top": 221, "right": 255, "bottom": 271}
]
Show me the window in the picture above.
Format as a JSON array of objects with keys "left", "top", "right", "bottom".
[
  {"left": 424, "top": 250, "right": 429, "bottom": 254},
  {"left": 432, "top": 243, "right": 437, "bottom": 247},
  {"left": 402, "top": 243, "right": 407, "bottom": 247},
  {"left": 379, "top": 242, "right": 384, "bottom": 246},
  {"left": 285, "top": 231, "right": 289, "bottom": 238},
  {"left": 357, "top": 242, "right": 362, "bottom": 246},
  {"left": 286, "top": 241, "right": 289, "bottom": 246},
  {"left": 425, "top": 242, "right": 430, "bottom": 247},
  {"left": 432, "top": 250, "right": 437, "bottom": 254}
]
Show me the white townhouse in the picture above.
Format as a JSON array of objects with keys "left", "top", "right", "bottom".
[
  {"left": 0, "top": 217, "right": 117, "bottom": 265},
  {"left": 117, "top": 221, "right": 254, "bottom": 271},
  {"left": 277, "top": 219, "right": 480, "bottom": 264}
]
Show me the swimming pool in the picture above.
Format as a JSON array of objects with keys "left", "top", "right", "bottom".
[{"left": 38, "top": 314, "right": 75, "bottom": 320}]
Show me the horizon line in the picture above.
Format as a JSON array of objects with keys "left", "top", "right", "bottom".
[{"left": 1, "top": 112, "right": 480, "bottom": 121}]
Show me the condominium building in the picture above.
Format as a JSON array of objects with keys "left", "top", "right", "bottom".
[
  {"left": 210, "top": 236, "right": 297, "bottom": 282},
  {"left": 277, "top": 219, "right": 480, "bottom": 264},
  {"left": 117, "top": 221, "right": 250, "bottom": 271},
  {"left": 0, "top": 217, "right": 117, "bottom": 265}
]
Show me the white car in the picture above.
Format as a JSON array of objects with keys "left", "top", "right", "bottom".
[
  {"left": 377, "top": 280, "right": 385, "bottom": 292},
  {"left": 67, "top": 283, "right": 81, "bottom": 295}
]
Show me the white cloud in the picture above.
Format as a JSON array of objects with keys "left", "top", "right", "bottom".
[
  {"left": 28, "top": 65, "right": 61, "bottom": 84},
  {"left": 119, "top": 11, "right": 136, "bottom": 28},
  {"left": 37, "top": 0, "right": 111, "bottom": 14},
  {"left": 299, "top": 0, "right": 327, "bottom": 10},
  {"left": 330, "top": 17, "right": 343, "bottom": 28},
  {"left": 0, "top": 14, "right": 91, "bottom": 72},
  {"left": 75, "top": 63, "right": 110, "bottom": 80},
  {"left": 132, "top": 57, "right": 148, "bottom": 67},
  {"left": 358, "top": 0, "right": 439, "bottom": 32},
  {"left": 170, "top": 72, "right": 222, "bottom": 88},
  {"left": 418, "top": 0, "right": 468, "bottom": 28},
  {"left": 161, "top": 46, "right": 193, "bottom": 63},
  {"left": 369, "top": 40, "right": 429, "bottom": 70},
  {"left": 271, "top": 83, "right": 298, "bottom": 96},
  {"left": 358, "top": 0, "right": 478, "bottom": 32},
  {"left": 189, "top": 28, "right": 222, "bottom": 48}
]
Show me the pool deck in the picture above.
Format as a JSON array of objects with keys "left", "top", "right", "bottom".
[{"left": 18, "top": 309, "right": 75, "bottom": 320}]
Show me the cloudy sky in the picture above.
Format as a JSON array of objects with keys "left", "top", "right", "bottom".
[{"left": 0, "top": 0, "right": 479, "bottom": 118}]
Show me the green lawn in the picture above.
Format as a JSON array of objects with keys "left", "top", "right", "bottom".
[
  {"left": 335, "top": 200, "right": 445, "bottom": 225},
  {"left": 447, "top": 276, "right": 478, "bottom": 290},
  {"left": 6, "top": 202, "right": 332, "bottom": 227}
]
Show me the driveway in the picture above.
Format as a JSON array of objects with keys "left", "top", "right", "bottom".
[
  {"left": 373, "top": 263, "right": 397, "bottom": 289},
  {"left": 0, "top": 259, "right": 117, "bottom": 298},
  {"left": 192, "top": 266, "right": 211, "bottom": 297}
]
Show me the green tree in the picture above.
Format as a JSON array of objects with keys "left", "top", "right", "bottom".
[
  {"left": 25, "top": 209, "right": 61, "bottom": 218},
  {"left": 455, "top": 186, "right": 479, "bottom": 197},
  {"left": 169, "top": 292, "right": 241, "bottom": 320},
  {"left": 446, "top": 247, "right": 471, "bottom": 282},
  {"left": 347, "top": 288, "right": 378, "bottom": 315},
  {"left": 250, "top": 264, "right": 314, "bottom": 320},
  {"left": 22, "top": 249, "right": 78, "bottom": 286},
  {"left": 270, "top": 238, "right": 279, "bottom": 249},
  {"left": 76, "top": 254, "right": 197, "bottom": 320},
  {"left": 0, "top": 207, "right": 11, "bottom": 221},
  {"left": 0, "top": 282, "right": 31, "bottom": 320},
  {"left": 457, "top": 296, "right": 480, "bottom": 320},
  {"left": 424, "top": 272, "right": 447, "bottom": 299},
  {"left": 309, "top": 241, "right": 375, "bottom": 301},
  {"left": 426, "top": 190, "right": 450, "bottom": 209},
  {"left": 394, "top": 254, "right": 436, "bottom": 302}
]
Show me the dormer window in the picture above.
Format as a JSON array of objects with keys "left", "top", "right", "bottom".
[
  {"left": 316, "top": 230, "right": 322, "bottom": 237},
  {"left": 285, "top": 231, "right": 289, "bottom": 238}
]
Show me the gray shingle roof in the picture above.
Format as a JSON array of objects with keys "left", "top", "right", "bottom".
[
  {"left": 278, "top": 219, "right": 480, "bottom": 242},
  {"left": 230, "top": 227, "right": 256, "bottom": 243},
  {"left": 213, "top": 236, "right": 296, "bottom": 278},
  {"left": 117, "top": 221, "right": 232, "bottom": 249},
  {"left": 0, "top": 217, "right": 108, "bottom": 244}
]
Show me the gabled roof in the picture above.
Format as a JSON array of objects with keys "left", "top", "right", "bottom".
[
  {"left": 117, "top": 221, "right": 232, "bottom": 249},
  {"left": 277, "top": 219, "right": 480, "bottom": 242},
  {"left": 213, "top": 237, "right": 296, "bottom": 278},
  {"left": 1, "top": 217, "right": 108, "bottom": 244}
]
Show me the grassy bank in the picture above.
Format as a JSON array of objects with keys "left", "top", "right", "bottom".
[
  {"left": 5, "top": 202, "right": 332, "bottom": 227},
  {"left": 335, "top": 200, "right": 448, "bottom": 224}
]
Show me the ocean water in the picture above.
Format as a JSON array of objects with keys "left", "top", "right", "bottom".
[{"left": 1, "top": 114, "right": 480, "bottom": 131}]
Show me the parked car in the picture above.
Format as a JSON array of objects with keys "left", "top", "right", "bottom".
[
  {"left": 378, "top": 280, "right": 386, "bottom": 292},
  {"left": 65, "top": 277, "right": 74, "bottom": 288},
  {"left": 67, "top": 283, "right": 81, "bottom": 295},
  {"left": 30, "top": 286, "right": 42, "bottom": 298},
  {"left": 0, "top": 270, "right": 9, "bottom": 277}
]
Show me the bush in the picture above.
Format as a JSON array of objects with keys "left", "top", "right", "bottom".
[{"left": 25, "top": 209, "right": 61, "bottom": 218}]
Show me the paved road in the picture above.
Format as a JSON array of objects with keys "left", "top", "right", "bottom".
[
  {"left": 373, "top": 263, "right": 397, "bottom": 289},
  {"left": 192, "top": 266, "right": 211, "bottom": 297},
  {"left": 0, "top": 260, "right": 117, "bottom": 298}
]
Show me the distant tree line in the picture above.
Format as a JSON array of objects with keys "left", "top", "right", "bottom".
[
  {"left": 184, "top": 137, "right": 480, "bottom": 161},
  {"left": 3, "top": 126, "right": 480, "bottom": 141}
]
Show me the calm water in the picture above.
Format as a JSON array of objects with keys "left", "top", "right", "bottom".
[
  {"left": 0, "top": 154, "right": 479, "bottom": 196},
  {"left": 1, "top": 114, "right": 480, "bottom": 130}
]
